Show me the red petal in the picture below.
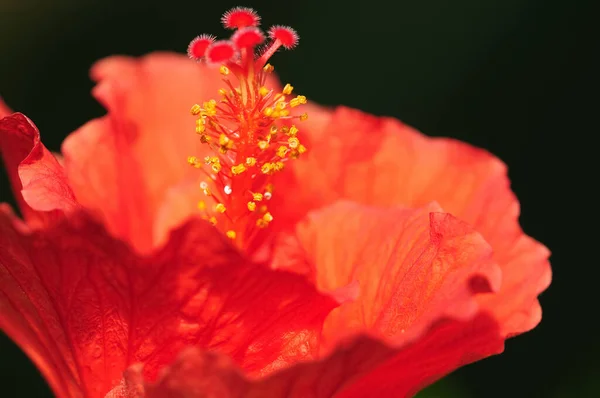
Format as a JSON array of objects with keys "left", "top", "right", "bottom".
[
  {"left": 0, "top": 210, "right": 336, "bottom": 398},
  {"left": 0, "top": 113, "right": 79, "bottom": 226},
  {"left": 138, "top": 350, "right": 248, "bottom": 397},
  {"left": 277, "top": 106, "right": 551, "bottom": 338},
  {"left": 61, "top": 53, "right": 226, "bottom": 253},
  {"left": 128, "top": 317, "right": 501, "bottom": 398}
]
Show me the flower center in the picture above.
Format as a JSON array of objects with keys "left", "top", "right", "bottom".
[{"left": 186, "top": 7, "right": 308, "bottom": 249}]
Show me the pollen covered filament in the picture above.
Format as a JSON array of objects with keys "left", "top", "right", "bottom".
[{"left": 187, "top": 7, "right": 308, "bottom": 248}]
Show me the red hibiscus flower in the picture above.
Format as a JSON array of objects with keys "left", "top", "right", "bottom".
[{"left": 0, "top": 7, "right": 551, "bottom": 398}]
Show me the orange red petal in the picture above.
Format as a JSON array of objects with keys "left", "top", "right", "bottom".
[
  {"left": 61, "top": 53, "right": 285, "bottom": 253},
  {"left": 292, "top": 201, "right": 501, "bottom": 354},
  {"left": 277, "top": 106, "right": 551, "bottom": 339},
  {"left": 61, "top": 53, "right": 224, "bottom": 252}
]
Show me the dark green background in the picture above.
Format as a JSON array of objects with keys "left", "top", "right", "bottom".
[{"left": 0, "top": 0, "right": 595, "bottom": 396}]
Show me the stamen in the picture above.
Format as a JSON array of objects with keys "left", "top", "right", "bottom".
[{"left": 186, "top": 7, "right": 309, "bottom": 248}]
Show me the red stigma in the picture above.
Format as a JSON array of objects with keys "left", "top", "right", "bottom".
[
  {"left": 187, "top": 34, "right": 216, "bottom": 61},
  {"left": 222, "top": 7, "right": 261, "bottom": 29},
  {"left": 205, "top": 41, "right": 238, "bottom": 65},
  {"left": 232, "top": 27, "right": 265, "bottom": 48},
  {"left": 187, "top": 7, "right": 300, "bottom": 69},
  {"left": 268, "top": 26, "right": 299, "bottom": 49}
]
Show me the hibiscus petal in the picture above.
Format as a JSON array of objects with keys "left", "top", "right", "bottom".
[
  {"left": 0, "top": 209, "right": 336, "bottom": 398},
  {"left": 278, "top": 106, "right": 550, "bottom": 338},
  {"left": 290, "top": 201, "right": 500, "bottom": 352},
  {"left": 0, "top": 113, "right": 79, "bottom": 226},
  {"left": 61, "top": 53, "right": 284, "bottom": 253},
  {"left": 129, "top": 316, "right": 501, "bottom": 398},
  {"left": 61, "top": 53, "right": 225, "bottom": 252}
]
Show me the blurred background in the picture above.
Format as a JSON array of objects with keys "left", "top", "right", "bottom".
[{"left": 0, "top": 0, "right": 595, "bottom": 396}]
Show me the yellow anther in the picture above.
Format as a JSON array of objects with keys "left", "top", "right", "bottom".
[
  {"left": 209, "top": 216, "right": 217, "bottom": 226},
  {"left": 256, "top": 219, "right": 269, "bottom": 228},
  {"left": 280, "top": 110, "right": 290, "bottom": 117},
  {"left": 197, "top": 200, "right": 206, "bottom": 211},
  {"left": 298, "top": 144, "right": 307, "bottom": 154},
  {"left": 276, "top": 101, "right": 287, "bottom": 110},
  {"left": 282, "top": 84, "right": 294, "bottom": 95},
  {"left": 253, "top": 192, "right": 263, "bottom": 201},
  {"left": 263, "top": 212, "right": 274, "bottom": 222},
  {"left": 269, "top": 125, "right": 278, "bottom": 135},
  {"left": 258, "top": 140, "right": 269, "bottom": 150},
  {"left": 263, "top": 107, "right": 274, "bottom": 117},
  {"left": 271, "top": 111, "right": 281, "bottom": 119},
  {"left": 218, "top": 134, "right": 233, "bottom": 153},
  {"left": 263, "top": 63, "right": 274, "bottom": 73},
  {"left": 247, "top": 201, "right": 257, "bottom": 211},
  {"left": 299, "top": 113, "right": 309, "bottom": 121},
  {"left": 190, "top": 104, "right": 202, "bottom": 115},
  {"left": 195, "top": 125, "right": 206, "bottom": 134},
  {"left": 187, "top": 156, "right": 198, "bottom": 165},
  {"left": 219, "top": 66, "right": 230, "bottom": 75},
  {"left": 199, "top": 134, "right": 210, "bottom": 143},
  {"left": 288, "top": 125, "right": 298, "bottom": 136},
  {"left": 261, "top": 163, "right": 273, "bottom": 174},
  {"left": 215, "top": 203, "right": 226, "bottom": 213},
  {"left": 274, "top": 161, "right": 285, "bottom": 172},
  {"left": 277, "top": 146, "right": 288, "bottom": 158},
  {"left": 259, "top": 86, "right": 269, "bottom": 97},
  {"left": 288, "top": 137, "right": 300, "bottom": 149},
  {"left": 218, "top": 88, "right": 228, "bottom": 96},
  {"left": 226, "top": 230, "right": 236, "bottom": 239},
  {"left": 245, "top": 157, "right": 257, "bottom": 166},
  {"left": 231, "top": 163, "right": 247, "bottom": 175},
  {"left": 202, "top": 99, "right": 217, "bottom": 116},
  {"left": 290, "top": 96, "right": 307, "bottom": 107},
  {"left": 205, "top": 156, "right": 221, "bottom": 173}
]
